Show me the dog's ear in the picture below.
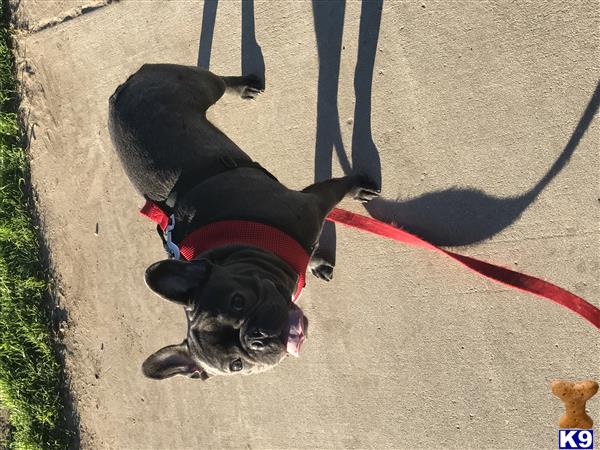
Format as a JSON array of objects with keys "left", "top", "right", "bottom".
[
  {"left": 142, "top": 341, "right": 209, "bottom": 380},
  {"left": 145, "top": 259, "right": 209, "bottom": 306}
]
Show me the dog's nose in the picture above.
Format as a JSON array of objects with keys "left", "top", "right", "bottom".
[{"left": 246, "top": 327, "right": 271, "bottom": 350}]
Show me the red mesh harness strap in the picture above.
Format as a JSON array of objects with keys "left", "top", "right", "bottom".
[{"left": 140, "top": 200, "right": 309, "bottom": 302}]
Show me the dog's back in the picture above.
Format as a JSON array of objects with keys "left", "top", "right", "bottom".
[{"left": 108, "top": 64, "right": 251, "bottom": 203}]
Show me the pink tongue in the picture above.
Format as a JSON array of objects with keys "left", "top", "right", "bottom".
[{"left": 285, "top": 310, "right": 305, "bottom": 357}]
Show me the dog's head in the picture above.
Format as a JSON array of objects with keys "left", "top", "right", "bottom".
[{"left": 141, "top": 258, "right": 307, "bottom": 380}]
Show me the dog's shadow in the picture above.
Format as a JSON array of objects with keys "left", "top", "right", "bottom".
[{"left": 366, "top": 80, "right": 600, "bottom": 246}]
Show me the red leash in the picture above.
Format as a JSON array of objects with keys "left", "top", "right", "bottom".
[{"left": 327, "top": 208, "right": 600, "bottom": 330}]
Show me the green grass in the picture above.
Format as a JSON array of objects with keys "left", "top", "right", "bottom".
[{"left": 0, "top": 1, "right": 71, "bottom": 448}]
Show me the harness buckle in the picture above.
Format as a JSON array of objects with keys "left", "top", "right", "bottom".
[{"left": 163, "top": 214, "right": 181, "bottom": 260}]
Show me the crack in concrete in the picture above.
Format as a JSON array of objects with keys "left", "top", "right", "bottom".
[{"left": 25, "top": 0, "right": 118, "bottom": 33}]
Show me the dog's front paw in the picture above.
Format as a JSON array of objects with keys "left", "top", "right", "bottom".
[
  {"left": 240, "top": 74, "right": 264, "bottom": 100},
  {"left": 350, "top": 175, "right": 381, "bottom": 203},
  {"left": 309, "top": 256, "right": 334, "bottom": 282},
  {"left": 311, "top": 263, "right": 334, "bottom": 282}
]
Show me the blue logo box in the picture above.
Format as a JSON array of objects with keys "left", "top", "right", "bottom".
[{"left": 559, "top": 429, "right": 594, "bottom": 449}]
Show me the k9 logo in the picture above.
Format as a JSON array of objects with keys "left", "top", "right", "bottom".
[{"left": 559, "top": 429, "right": 594, "bottom": 449}]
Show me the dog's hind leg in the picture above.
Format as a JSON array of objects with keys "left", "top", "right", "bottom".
[
  {"left": 146, "top": 66, "right": 261, "bottom": 112},
  {"left": 221, "top": 74, "right": 264, "bottom": 100}
]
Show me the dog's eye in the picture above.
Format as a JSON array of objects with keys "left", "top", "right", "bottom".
[
  {"left": 230, "top": 294, "right": 245, "bottom": 312},
  {"left": 230, "top": 358, "right": 243, "bottom": 372}
]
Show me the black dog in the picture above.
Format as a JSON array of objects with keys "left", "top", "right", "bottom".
[{"left": 108, "top": 64, "right": 379, "bottom": 380}]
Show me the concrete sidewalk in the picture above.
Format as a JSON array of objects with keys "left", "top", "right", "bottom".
[{"left": 11, "top": 1, "right": 599, "bottom": 448}]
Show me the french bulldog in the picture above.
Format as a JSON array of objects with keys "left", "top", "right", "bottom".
[{"left": 108, "top": 64, "right": 379, "bottom": 380}]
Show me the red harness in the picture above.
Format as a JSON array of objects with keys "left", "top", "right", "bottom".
[
  {"left": 141, "top": 200, "right": 600, "bottom": 330},
  {"left": 140, "top": 200, "right": 309, "bottom": 301}
]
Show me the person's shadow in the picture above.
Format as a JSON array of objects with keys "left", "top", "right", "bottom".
[
  {"left": 312, "top": 0, "right": 600, "bottom": 249},
  {"left": 198, "top": 0, "right": 599, "bottom": 252},
  {"left": 198, "top": 0, "right": 265, "bottom": 88},
  {"left": 312, "top": 0, "right": 383, "bottom": 264}
]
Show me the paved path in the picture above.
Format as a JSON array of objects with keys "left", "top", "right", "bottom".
[{"left": 11, "top": 1, "right": 599, "bottom": 448}]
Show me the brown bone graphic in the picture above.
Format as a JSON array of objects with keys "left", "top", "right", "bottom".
[{"left": 551, "top": 380, "right": 598, "bottom": 429}]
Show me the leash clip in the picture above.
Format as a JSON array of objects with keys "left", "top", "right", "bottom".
[{"left": 163, "top": 214, "right": 181, "bottom": 260}]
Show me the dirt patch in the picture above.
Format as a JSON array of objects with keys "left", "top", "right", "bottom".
[{"left": 0, "top": 408, "right": 11, "bottom": 447}]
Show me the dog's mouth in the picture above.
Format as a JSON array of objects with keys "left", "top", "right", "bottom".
[{"left": 281, "top": 308, "right": 307, "bottom": 357}]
